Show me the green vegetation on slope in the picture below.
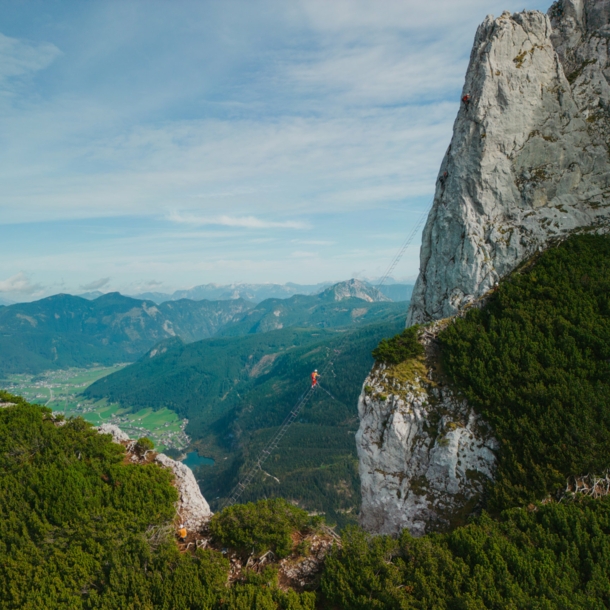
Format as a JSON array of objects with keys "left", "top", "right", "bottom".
[
  {"left": 0, "top": 394, "right": 316, "bottom": 609},
  {"left": 372, "top": 325, "right": 423, "bottom": 365},
  {"left": 320, "top": 499, "right": 610, "bottom": 608},
  {"left": 439, "top": 234, "right": 610, "bottom": 511},
  {"left": 209, "top": 498, "right": 322, "bottom": 558}
]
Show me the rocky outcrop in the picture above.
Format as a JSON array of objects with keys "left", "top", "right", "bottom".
[
  {"left": 97, "top": 423, "right": 130, "bottom": 443},
  {"left": 407, "top": 5, "right": 610, "bottom": 326},
  {"left": 356, "top": 322, "right": 497, "bottom": 536},
  {"left": 154, "top": 453, "right": 212, "bottom": 531},
  {"left": 359, "top": 1, "right": 610, "bottom": 537},
  {"left": 97, "top": 424, "right": 212, "bottom": 531}
]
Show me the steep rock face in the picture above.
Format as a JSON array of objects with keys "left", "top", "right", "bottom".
[
  {"left": 356, "top": 323, "right": 497, "bottom": 536},
  {"left": 550, "top": 0, "right": 610, "bottom": 147},
  {"left": 407, "top": 7, "right": 610, "bottom": 325},
  {"left": 358, "top": 5, "right": 610, "bottom": 535},
  {"left": 155, "top": 453, "right": 213, "bottom": 531}
]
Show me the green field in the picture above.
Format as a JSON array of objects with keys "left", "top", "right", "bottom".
[{"left": 1, "top": 366, "right": 188, "bottom": 452}]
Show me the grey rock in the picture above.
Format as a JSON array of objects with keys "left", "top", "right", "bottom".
[
  {"left": 356, "top": 322, "right": 497, "bottom": 536},
  {"left": 407, "top": 7, "right": 610, "bottom": 326},
  {"left": 550, "top": 0, "right": 610, "bottom": 150},
  {"left": 97, "top": 423, "right": 130, "bottom": 443},
  {"left": 155, "top": 453, "right": 212, "bottom": 531}
]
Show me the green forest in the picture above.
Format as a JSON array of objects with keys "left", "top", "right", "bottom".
[{"left": 440, "top": 234, "right": 610, "bottom": 511}]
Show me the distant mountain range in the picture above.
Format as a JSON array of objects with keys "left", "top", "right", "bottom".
[
  {"left": 134, "top": 282, "right": 331, "bottom": 304},
  {"left": 217, "top": 280, "right": 403, "bottom": 337},
  {"left": 0, "top": 280, "right": 409, "bottom": 376},
  {"left": 131, "top": 279, "right": 413, "bottom": 304}
]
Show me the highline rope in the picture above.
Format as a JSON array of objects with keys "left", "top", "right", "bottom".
[{"left": 220, "top": 201, "right": 432, "bottom": 509}]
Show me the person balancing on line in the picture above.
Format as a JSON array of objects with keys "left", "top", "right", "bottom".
[{"left": 311, "top": 369, "right": 320, "bottom": 388}]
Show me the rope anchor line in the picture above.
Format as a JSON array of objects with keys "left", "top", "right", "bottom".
[{"left": 220, "top": 201, "right": 432, "bottom": 509}]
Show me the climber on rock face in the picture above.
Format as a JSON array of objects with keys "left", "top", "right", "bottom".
[
  {"left": 178, "top": 524, "right": 187, "bottom": 541},
  {"left": 462, "top": 94, "right": 471, "bottom": 109},
  {"left": 311, "top": 370, "right": 320, "bottom": 388}
]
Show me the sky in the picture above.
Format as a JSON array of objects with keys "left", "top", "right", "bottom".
[{"left": 0, "top": 0, "right": 553, "bottom": 302}]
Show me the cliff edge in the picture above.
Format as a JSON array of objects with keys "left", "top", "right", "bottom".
[{"left": 97, "top": 423, "right": 212, "bottom": 531}]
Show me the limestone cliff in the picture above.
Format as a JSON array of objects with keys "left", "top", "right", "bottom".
[
  {"left": 407, "top": 4, "right": 610, "bottom": 326},
  {"left": 356, "top": 322, "right": 497, "bottom": 536},
  {"left": 359, "top": 1, "right": 610, "bottom": 536}
]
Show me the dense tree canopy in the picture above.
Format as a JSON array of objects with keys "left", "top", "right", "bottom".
[
  {"left": 321, "top": 499, "right": 610, "bottom": 608},
  {"left": 440, "top": 234, "right": 610, "bottom": 510},
  {"left": 0, "top": 393, "right": 316, "bottom": 609}
]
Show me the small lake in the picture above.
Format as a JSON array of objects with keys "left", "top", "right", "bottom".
[{"left": 181, "top": 452, "right": 214, "bottom": 468}]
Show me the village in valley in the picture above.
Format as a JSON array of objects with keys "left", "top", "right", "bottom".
[{"left": 2, "top": 366, "right": 190, "bottom": 452}]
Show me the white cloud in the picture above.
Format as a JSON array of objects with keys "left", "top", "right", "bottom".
[
  {"left": 0, "top": 272, "right": 43, "bottom": 295},
  {"left": 0, "top": 33, "right": 61, "bottom": 86},
  {"left": 168, "top": 211, "right": 310, "bottom": 230},
  {"left": 292, "top": 240, "right": 335, "bottom": 246},
  {"left": 80, "top": 277, "right": 110, "bottom": 290}
]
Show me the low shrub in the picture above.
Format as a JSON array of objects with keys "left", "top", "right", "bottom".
[
  {"left": 135, "top": 436, "right": 155, "bottom": 455},
  {"left": 372, "top": 325, "right": 423, "bottom": 365},
  {"left": 209, "top": 498, "right": 322, "bottom": 558}
]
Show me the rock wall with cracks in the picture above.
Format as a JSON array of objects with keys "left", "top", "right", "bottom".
[
  {"left": 407, "top": 5, "right": 610, "bottom": 326},
  {"left": 356, "top": 321, "right": 497, "bottom": 537}
]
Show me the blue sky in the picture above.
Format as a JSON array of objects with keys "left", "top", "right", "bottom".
[{"left": 0, "top": 0, "right": 553, "bottom": 301}]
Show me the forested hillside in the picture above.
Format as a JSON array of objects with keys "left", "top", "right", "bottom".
[
  {"left": 0, "top": 293, "right": 251, "bottom": 376},
  {"left": 440, "top": 234, "right": 610, "bottom": 511},
  {"left": 85, "top": 317, "right": 406, "bottom": 524},
  {"left": 0, "top": 395, "right": 319, "bottom": 609}
]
